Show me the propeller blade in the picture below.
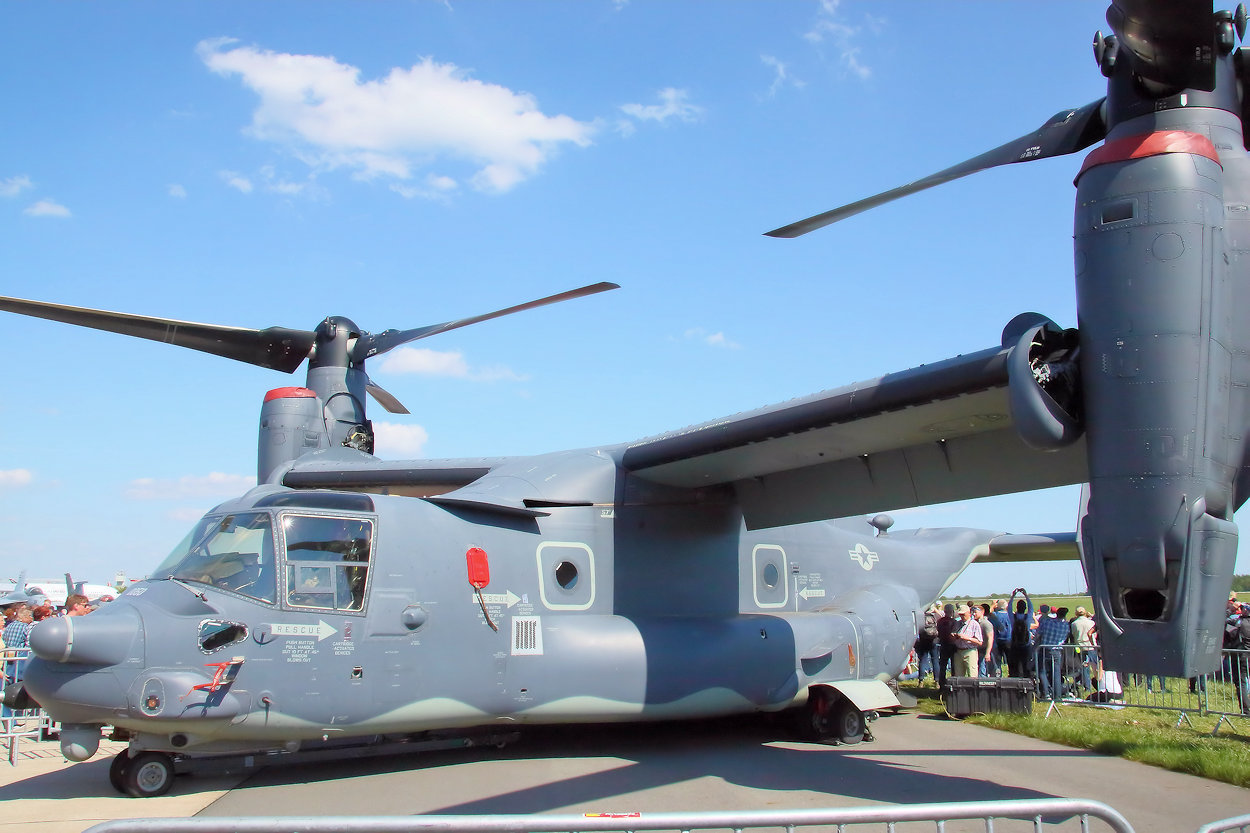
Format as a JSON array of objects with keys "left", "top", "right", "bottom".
[
  {"left": 352, "top": 281, "right": 620, "bottom": 362},
  {"left": 1107, "top": 0, "right": 1216, "bottom": 92},
  {"left": 365, "top": 376, "right": 411, "bottom": 415},
  {"left": 0, "top": 295, "right": 316, "bottom": 373},
  {"left": 766, "top": 99, "right": 1107, "bottom": 238}
]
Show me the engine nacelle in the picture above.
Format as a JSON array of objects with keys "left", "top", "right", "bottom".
[
  {"left": 1073, "top": 110, "right": 1241, "bottom": 677},
  {"left": 257, "top": 387, "right": 328, "bottom": 484}
]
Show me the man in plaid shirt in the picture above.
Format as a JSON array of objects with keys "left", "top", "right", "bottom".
[
  {"left": 1035, "top": 605, "right": 1070, "bottom": 700},
  {"left": 951, "top": 604, "right": 984, "bottom": 677}
]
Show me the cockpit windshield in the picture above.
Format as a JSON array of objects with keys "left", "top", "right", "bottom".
[{"left": 154, "top": 512, "right": 277, "bottom": 603}]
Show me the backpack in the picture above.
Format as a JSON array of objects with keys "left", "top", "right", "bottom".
[
  {"left": 921, "top": 610, "right": 939, "bottom": 638},
  {"left": 1011, "top": 614, "right": 1031, "bottom": 648},
  {"left": 1239, "top": 616, "right": 1250, "bottom": 650}
]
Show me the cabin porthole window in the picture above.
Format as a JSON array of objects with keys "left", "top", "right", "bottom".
[
  {"left": 554, "top": 560, "right": 579, "bottom": 590},
  {"left": 762, "top": 562, "right": 780, "bottom": 589}
]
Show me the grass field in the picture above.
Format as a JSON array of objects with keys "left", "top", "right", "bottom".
[
  {"left": 901, "top": 681, "right": 1250, "bottom": 788},
  {"left": 940, "top": 593, "right": 1093, "bottom": 611}
]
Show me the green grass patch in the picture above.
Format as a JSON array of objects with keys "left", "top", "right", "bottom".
[{"left": 901, "top": 682, "right": 1250, "bottom": 788}]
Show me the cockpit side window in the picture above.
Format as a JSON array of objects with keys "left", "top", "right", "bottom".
[
  {"left": 280, "top": 514, "right": 372, "bottom": 612},
  {"left": 154, "top": 512, "right": 277, "bottom": 603}
]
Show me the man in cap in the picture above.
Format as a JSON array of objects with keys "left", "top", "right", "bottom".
[
  {"left": 951, "top": 604, "right": 983, "bottom": 677},
  {"left": 1070, "top": 606, "right": 1097, "bottom": 697},
  {"left": 1228, "top": 603, "right": 1250, "bottom": 713}
]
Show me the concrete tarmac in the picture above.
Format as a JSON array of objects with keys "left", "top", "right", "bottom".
[
  {"left": 0, "top": 739, "right": 240, "bottom": 833},
  {"left": 1, "top": 710, "right": 1246, "bottom": 833}
]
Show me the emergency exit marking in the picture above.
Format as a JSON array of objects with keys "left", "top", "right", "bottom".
[{"left": 270, "top": 621, "right": 339, "bottom": 641}]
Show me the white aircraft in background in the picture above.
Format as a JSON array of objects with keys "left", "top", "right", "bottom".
[{"left": 0, "top": 573, "right": 118, "bottom": 607}]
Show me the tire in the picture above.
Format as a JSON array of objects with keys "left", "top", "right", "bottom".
[
  {"left": 108, "top": 750, "right": 131, "bottom": 794},
  {"left": 123, "top": 751, "right": 175, "bottom": 798},
  {"left": 832, "top": 697, "right": 866, "bottom": 745}
]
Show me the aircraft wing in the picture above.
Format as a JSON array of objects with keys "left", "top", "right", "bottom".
[{"left": 622, "top": 344, "right": 1088, "bottom": 530}]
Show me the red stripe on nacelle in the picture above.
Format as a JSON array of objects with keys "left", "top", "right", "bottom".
[
  {"left": 1077, "top": 130, "right": 1222, "bottom": 182},
  {"left": 264, "top": 386, "right": 317, "bottom": 402}
]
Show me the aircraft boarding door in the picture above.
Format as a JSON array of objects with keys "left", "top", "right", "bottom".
[{"left": 276, "top": 513, "right": 376, "bottom": 725}]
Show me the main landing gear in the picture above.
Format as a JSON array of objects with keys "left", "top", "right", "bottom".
[
  {"left": 109, "top": 749, "right": 176, "bottom": 798},
  {"left": 795, "top": 687, "right": 872, "bottom": 744}
]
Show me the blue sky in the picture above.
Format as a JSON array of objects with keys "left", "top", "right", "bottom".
[{"left": 2, "top": 1, "right": 1242, "bottom": 597}]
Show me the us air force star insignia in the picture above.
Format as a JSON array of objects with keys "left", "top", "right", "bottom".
[{"left": 849, "top": 543, "right": 879, "bottom": 570}]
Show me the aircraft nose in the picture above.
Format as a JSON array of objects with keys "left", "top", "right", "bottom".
[{"left": 30, "top": 605, "right": 142, "bottom": 666}]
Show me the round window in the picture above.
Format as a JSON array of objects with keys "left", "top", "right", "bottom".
[
  {"left": 555, "top": 561, "right": 579, "bottom": 590},
  {"left": 762, "top": 562, "right": 780, "bottom": 589}
]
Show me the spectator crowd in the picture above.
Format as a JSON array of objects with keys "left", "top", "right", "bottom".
[{"left": 912, "top": 589, "right": 1250, "bottom": 712}]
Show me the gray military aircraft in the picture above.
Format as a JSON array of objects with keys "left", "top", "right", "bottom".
[
  {"left": 2, "top": 279, "right": 1052, "bottom": 797},
  {"left": 0, "top": 0, "right": 1240, "bottom": 800}
]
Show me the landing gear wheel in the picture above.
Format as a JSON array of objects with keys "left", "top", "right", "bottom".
[
  {"left": 795, "top": 689, "right": 867, "bottom": 744},
  {"left": 108, "top": 750, "right": 131, "bottom": 794},
  {"left": 796, "top": 688, "right": 837, "bottom": 742},
  {"left": 123, "top": 751, "right": 175, "bottom": 798},
  {"left": 832, "top": 698, "right": 866, "bottom": 745}
]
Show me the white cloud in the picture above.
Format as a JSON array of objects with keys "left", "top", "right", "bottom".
[
  {"left": 168, "top": 183, "right": 188, "bottom": 198},
  {"left": 125, "top": 472, "right": 255, "bottom": 501},
  {"left": 197, "top": 39, "right": 595, "bottom": 194},
  {"left": 378, "top": 347, "right": 470, "bottom": 377},
  {"left": 256, "top": 164, "right": 318, "bottom": 197},
  {"left": 761, "top": 55, "right": 803, "bottom": 97},
  {"left": 684, "top": 327, "right": 741, "bottom": 350},
  {"left": 24, "top": 199, "right": 70, "bottom": 218},
  {"left": 375, "top": 347, "right": 526, "bottom": 381},
  {"left": 168, "top": 506, "right": 212, "bottom": 523},
  {"left": 373, "top": 422, "right": 430, "bottom": 458},
  {"left": 391, "top": 173, "right": 459, "bottom": 200},
  {"left": 804, "top": 0, "right": 872, "bottom": 80},
  {"left": 220, "top": 170, "right": 254, "bottom": 193},
  {"left": 620, "top": 88, "right": 703, "bottom": 126},
  {"left": 1, "top": 175, "right": 33, "bottom": 198},
  {"left": 0, "top": 469, "right": 33, "bottom": 488}
]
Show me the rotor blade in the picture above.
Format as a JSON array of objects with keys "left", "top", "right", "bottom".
[
  {"left": 365, "top": 376, "right": 411, "bottom": 415},
  {"left": 1107, "top": 0, "right": 1216, "bottom": 92},
  {"left": 352, "top": 281, "right": 620, "bottom": 362},
  {"left": 0, "top": 295, "right": 316, "bottom": 373},
  {"left": 766, "top": 99, "right": 1107, "bottom": 238}
]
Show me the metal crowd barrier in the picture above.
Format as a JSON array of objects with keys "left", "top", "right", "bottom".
[
  {"left": 1026, "top": 645, "right": 1249, "bottom": 733},
  {"left": 82, "top": 799, "right": 1136, "bottom": 833},
  {"left": 1, "top": 648, "right": 53, "bottom": 765},
  {"left": 1196, "top": 814, "right": 1250, "bottom": 833}
]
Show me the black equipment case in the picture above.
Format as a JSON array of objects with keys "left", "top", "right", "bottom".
[{"left": 942, "top": 677, "right": 1036, "bottom": 717}]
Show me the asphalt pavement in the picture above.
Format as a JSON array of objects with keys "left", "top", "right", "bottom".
[{"left": 1, "top": 710, "right": 1246, "bottom": 833}]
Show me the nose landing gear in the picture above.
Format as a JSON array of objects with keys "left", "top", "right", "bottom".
[{"left": 110, "top": 749, "right": 176, "bottom": 798}]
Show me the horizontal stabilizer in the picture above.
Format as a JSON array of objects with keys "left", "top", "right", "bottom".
[{"left": 974, "top": 533, "right": 1080, "bottom": 564}]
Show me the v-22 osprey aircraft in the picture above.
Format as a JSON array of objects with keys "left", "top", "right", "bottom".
[{"left": 3, "top": 0, "right": 1247, "bottom": 799}]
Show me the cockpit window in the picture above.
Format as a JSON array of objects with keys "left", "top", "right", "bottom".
[
  {"left": 281, "top": 514, "right": 372, "bottom": 612},
  {"left": 154, "top": 512, "right": 277, "bottom": 603}
]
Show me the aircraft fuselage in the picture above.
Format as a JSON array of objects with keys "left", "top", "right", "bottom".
[{"left": 21, "top": 450, "right": 988, "bottom": 759}]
